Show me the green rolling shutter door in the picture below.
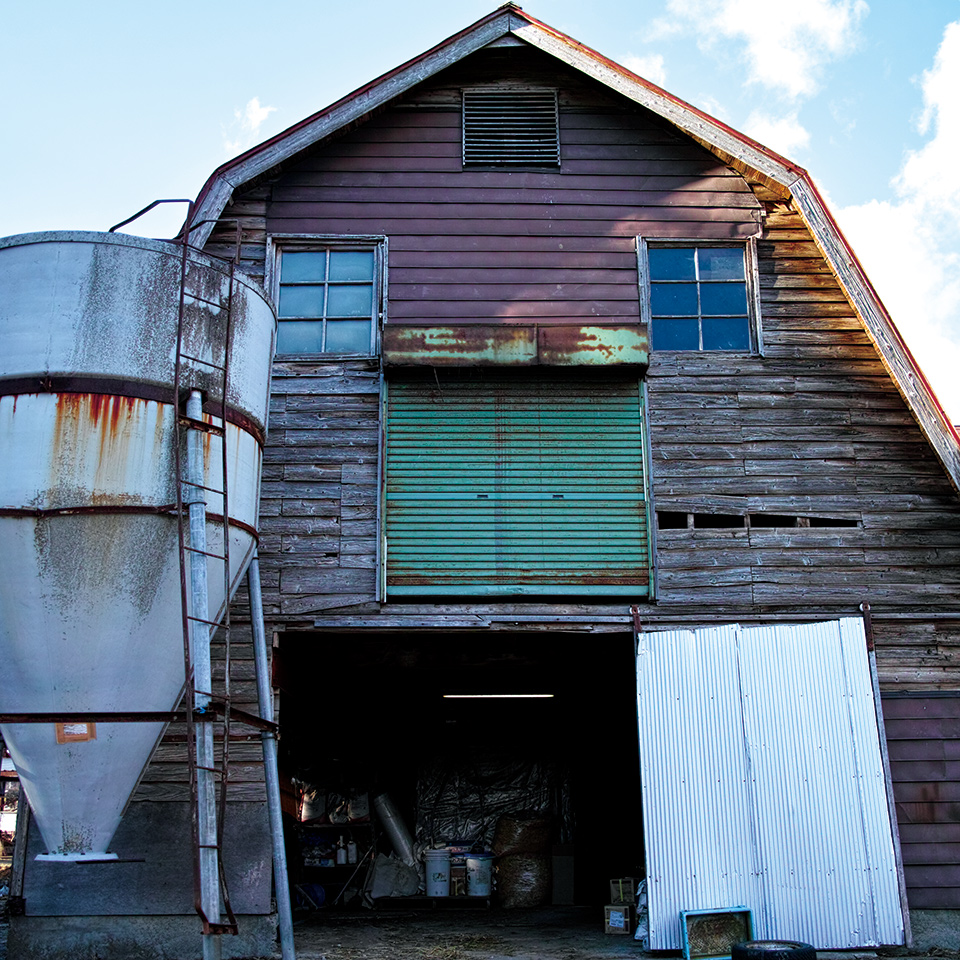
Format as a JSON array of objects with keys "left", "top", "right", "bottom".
[{"left": 385, "top": 375, "right": 651, "bottom": 597}]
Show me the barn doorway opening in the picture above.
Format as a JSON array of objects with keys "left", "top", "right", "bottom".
[{"left": 275, "top": 629, "right": 643, "bottom": 911}]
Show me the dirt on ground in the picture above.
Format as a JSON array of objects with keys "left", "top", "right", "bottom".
[
  {"left": 288, "top": 905, "right": 645, "bottom": 960},
  {"left": 3, "top": 902, "right": 958, "bottom": 960}
]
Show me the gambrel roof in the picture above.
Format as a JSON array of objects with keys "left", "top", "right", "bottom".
[{"left": 187, "top": 2, "right": 960, "bottom": 491}]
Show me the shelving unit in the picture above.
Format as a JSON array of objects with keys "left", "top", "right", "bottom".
[{"left": 297, "top": 821, "right": 376, "bottom": 905}]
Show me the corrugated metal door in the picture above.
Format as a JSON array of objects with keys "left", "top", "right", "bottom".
[
  {"left": 385, "top": 374, "right": 651, "bottom": 596},
  {"left": 636, "top": 618, "right": 905, "bottom": 949}
]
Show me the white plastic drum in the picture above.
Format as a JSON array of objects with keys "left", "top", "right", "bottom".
[
  {"left": 424, "top": 849, "right": 451, "bottom": 897},
  {"left": 466, "top": 853, "right": 494, "bottom": 897}
]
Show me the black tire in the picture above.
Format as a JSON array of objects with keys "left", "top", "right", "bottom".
[{"left": 732, "top": 940, "right": 817, "bottom": 960}]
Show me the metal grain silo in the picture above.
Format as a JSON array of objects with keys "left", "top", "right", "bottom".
[{"left": 0, "top": 230, "right": 276, "bottom": 860}]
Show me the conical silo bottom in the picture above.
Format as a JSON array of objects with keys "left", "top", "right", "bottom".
[{"left": 0, "top": 513, "right": 255, "bottom": 858}]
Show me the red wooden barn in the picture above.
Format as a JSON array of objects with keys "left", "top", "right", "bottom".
[{"left": 8, "top": 5, "right": 960, "bottom": 957}]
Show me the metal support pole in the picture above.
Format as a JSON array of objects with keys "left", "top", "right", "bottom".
[
  {"left": 248, "top": 555, "right": 296, "bottom": 960},
  {"left": 185, "top": 389, "right": 222, "bottom": 960}
]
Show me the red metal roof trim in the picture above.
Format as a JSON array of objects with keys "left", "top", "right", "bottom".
[{"left": 797, "top": 175, "right": 960, "bottom": 445}]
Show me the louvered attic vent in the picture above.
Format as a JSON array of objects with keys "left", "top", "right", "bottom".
[{"left": 462, "top": 88, "right": 560, "bottom": 165}]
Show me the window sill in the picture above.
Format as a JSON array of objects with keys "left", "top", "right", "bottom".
[{"left": 274, "top": 353, "right": 379, "bottom": 361}]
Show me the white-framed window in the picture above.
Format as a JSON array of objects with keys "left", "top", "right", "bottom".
[
  {"left": 638, "top": 238, "right": 761, "bottom": 352},
  {"left": 267, "top": 236, "right": 386, "bottom": 356}
]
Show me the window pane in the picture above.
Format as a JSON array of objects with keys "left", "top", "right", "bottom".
[
  {"left": 649, "top": 247, "right": 696, "bottom": 280},
  {"left": 702, "top": 316, "right": 751, "bottom": 350},
  {"left": 325, "top": 319, "right": 372, "bottom": 353},
  {"left": 281, "top": 251, "right": 327, "bottom": 282},
  {"left": 277, "top": 320, "right": 324, "bottom": 354},
  {"left": 698, "top": 248, "right": 744, "bottom": 280},
  {"left": 329, "top": 250, "right": 375, "bottom": 281},
  {"left": 328, "top": 284, "right": 373, "bottom": 317},
  {"left": 278, "top": 284, "right": 325, "bottom": 318},
  {"left": 653, "top": 317, "right": 699, "bottom": 350},
  {"left": 651, "top": 282, "right": 698, "bottom": 316},
  {"left": 700, "top": 282, "right": 748, "bottom": 316}
]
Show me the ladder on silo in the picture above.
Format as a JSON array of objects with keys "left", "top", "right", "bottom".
[
  {"left": 171, "top": 226, "right": 240, "bottom": 951},
  {"left": 101, "top": 200, "right": 292, "bottom": 960}
]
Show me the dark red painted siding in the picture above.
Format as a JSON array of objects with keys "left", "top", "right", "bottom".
[
  {"left": 265, "top": 47, "right": 760, "bottom": 328},
  {"left": 883, "top": 693, "right": 960, "bottom": 909}
]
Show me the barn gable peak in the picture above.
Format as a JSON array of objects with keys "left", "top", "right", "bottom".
[{"left": 186, "top": 7, "right": 960, "bottom": 491}]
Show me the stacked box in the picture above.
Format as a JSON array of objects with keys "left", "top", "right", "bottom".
[
  {"left": 604, "top": 903, "right": 636, "bottom": 935},
  {"left": 609, "top": 877, "right": 638, "bottom": 904}
]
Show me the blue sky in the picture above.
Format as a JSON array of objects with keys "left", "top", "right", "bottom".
[{"left": 5, "top": 1, "right": 960, "bottom": 420}]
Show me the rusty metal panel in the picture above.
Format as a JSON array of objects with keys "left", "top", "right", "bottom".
[
  {"left": 636, "top": 618, "right": 905, "bottom": 950},
  {"left": 382, "top": 323, "right": 648, "bottom": 367},
  {"left": 537, "top": 324, "right": 648, "bottom": 365},
  {"left": 382, "top": 324, "right": 537, "bottom": 365},
  {"left": 385, "top": 373, "right": 651, "bottom": 596}
]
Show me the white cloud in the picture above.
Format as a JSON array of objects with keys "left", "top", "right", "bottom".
[
  {"left": 623, "top": 54, "right": 667, "bottom": 88},
  {"left": 835, "top": 21, "right": 960, "bottom": 422},
  {"left": 222, "top": 97, "right": 278, "bottom": 156},
  {"left": 743, "top": 111, "right": 811, "bottom": 156},
  {"left": 659, "top": 0, "right": 867, "bottom": 98}
]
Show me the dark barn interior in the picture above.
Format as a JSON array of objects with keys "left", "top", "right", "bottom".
[{"left": 277, "top": 630, "right": 644, "bottom": 907}]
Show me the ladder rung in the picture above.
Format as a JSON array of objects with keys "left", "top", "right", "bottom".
[
  {"left": 188, "top": 615, "right": 223, "bottom": 628},
  {"left": 183, "top": 294, "right": 223, "bottom": 309},
  {"left": 179, "top": 353, "right": 227, "bottom": 372},
  {"left": 178, "top": 416, "right": 225, "bottom": 436},
  {"left": 180, "top": 480, "right": 226, "bottom": 495},
  {"left": 184, "top": 546, "right": 227, "bottom": 561}
]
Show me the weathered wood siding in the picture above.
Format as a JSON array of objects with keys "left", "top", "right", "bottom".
[
  {"left": 647, "top": 196, "right": 960, "bottom": 686},
  {"left": 129, "top": 624, "right": 267, "bottom": 803},
  {"left": 261, "top": 360, "right": 381, "bottom": 617},
  {"left": 213, "top": 47, "right": 761, "bottom": 318},
  {"left": 203, "top": 50, "right": 960, "bottom": 678},
  {"left": 883, "top": 694, "right": 960, "bottom": 908}
]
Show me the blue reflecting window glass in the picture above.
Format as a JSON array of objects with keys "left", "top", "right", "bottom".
[
  {"left": 329, "top": 250, "right": 375, "bottom": 281},
  {"left": 328, "top": 284, "right": 373, "bottom": 318},
  {"left": 282, "top": 251, "right": 327, "bottom": 282},
  {"left": 278, "top": 285, "right": 324, "bottom": 318},
  {"left": 325, "top": 320, "right": 372, "bottom": 353},
  {"left": 652, "top": 318, "right": 700, "bottom": 350},
  {"left": 698, "top": 248, "right": 744, "bottom": 281},
  {"left": 650, "top": 282, "right": 698, "bottom": 316},
  {"left": 277, "top": 320, "right": 324, "bottom": 354},
  {"left": 700, "top": 282, "right": 748, "bottom": 316},
  {"left": 277, "top": 246, "right": 378, "bottom": 355},
  {"left": 649, "top": 247, "right": 696, "bottom": 280},
  {"left": 702, "top": 317, "right": 751, "bottom": 351},
  {"left": 648, "top": 244, "right": 753, "bottom": 352}
]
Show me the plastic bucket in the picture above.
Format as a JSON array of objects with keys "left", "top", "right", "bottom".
[
  {"left": 424, "top": 849, "right": 451, "bottom": 897},
  {"left": 466, "top": 853, "right": 494, "bottom": 897}
]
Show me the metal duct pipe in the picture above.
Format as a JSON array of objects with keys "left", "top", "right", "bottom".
[
  {"left": 185, "top": 389, "right": 222, "bottom": 960},
  {"left": 248, "top": 555, "right": 296, "bottom": 960}
]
